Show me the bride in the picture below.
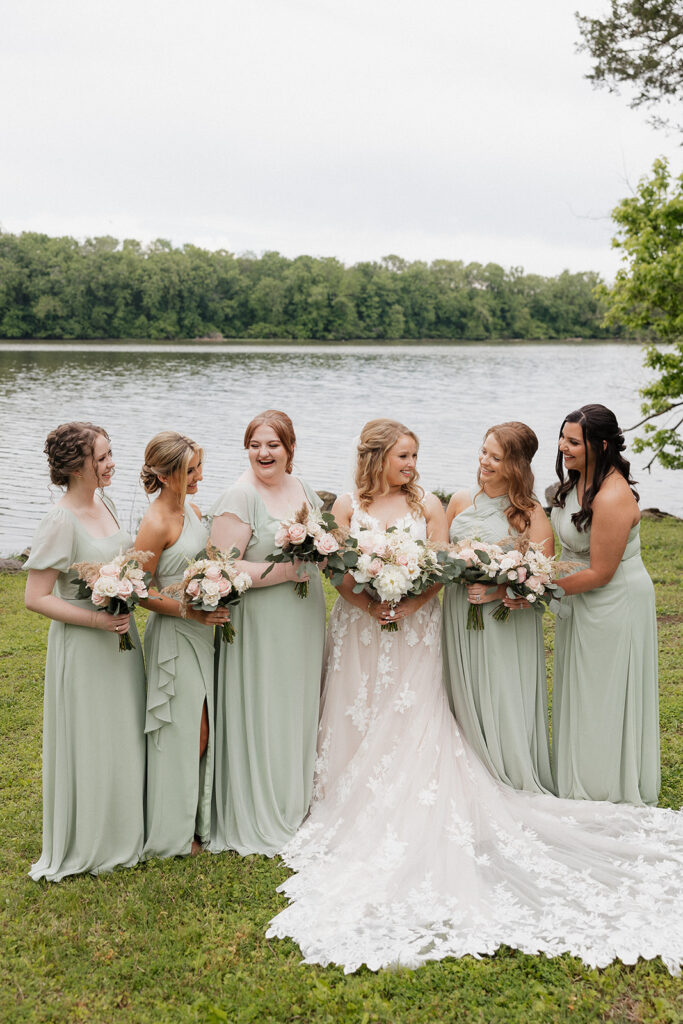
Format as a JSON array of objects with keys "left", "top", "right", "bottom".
[{"left": 267, "top": 418, "right": 683, "bottom": 975}]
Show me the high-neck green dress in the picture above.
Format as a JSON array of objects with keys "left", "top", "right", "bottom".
[
  {"left": 442, "top": 490, "right": 554, "bottom": 795},
  {"left": 143, "top": 504, "right": 215, "bottom": 859},
  {"left": 209, "top": 479, "right": 326, "bottom": 856},
  {"left": 25, "top": 496, "right": 146, "bottom": 881},
  {"left": 551, "top": 488, "right": 660, "bottom": 805}
]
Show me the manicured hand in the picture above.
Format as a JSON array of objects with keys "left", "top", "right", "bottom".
[{"left": 467, "top": 583, "right": 503, "bottom": 605}]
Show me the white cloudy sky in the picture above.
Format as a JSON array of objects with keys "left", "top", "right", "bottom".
[{"left": 1, "top": 0, "right": 679, "bottom": 279}]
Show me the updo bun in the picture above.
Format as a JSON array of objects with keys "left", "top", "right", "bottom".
[
  {"left": 44, "top": 422, "right": 110, "bottom": 487},
  {"left": 140, "top": 431, "right": 202, "bottom": 505}
]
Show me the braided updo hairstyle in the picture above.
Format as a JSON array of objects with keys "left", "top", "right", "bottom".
[
  {"left": 140, "top": 431, "right": 203, "bottom": 508},
  {"left": 477, "top": 421, "right": 539, "bottom": 534},
  {"left": 44, "top": 422, "right": 110, "bottom": 487},
  {"left": 355, "top": 419, "right": 424, "bottom": 516},
  {"left": 553, "top": 404, "right": 639, "bottom": 531}
]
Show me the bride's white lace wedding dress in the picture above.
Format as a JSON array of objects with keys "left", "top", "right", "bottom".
[{"left": 267, "top": 501, "right": 683, "bottom": 974}]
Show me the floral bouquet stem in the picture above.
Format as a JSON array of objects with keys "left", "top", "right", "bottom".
[
  {"left": 466, "top": 603, "right": 485, "bottom": 630},
  {"left": 221, "top": 620, "right": 237, "bottom": 644},
  {"left": 491, "top": 603, "right": 510, "bottom": 623}
]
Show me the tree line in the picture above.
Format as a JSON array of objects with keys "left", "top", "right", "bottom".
[{"left": 0, "top": 231, "right": 618, "bottom": 341}]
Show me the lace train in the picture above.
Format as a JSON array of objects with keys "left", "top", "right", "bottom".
[{"left": 267, "top": 595, "right": 683, "bottom": 974}]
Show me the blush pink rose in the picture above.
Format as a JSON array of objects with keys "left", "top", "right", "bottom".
[
  {"left": 217, "top": 577, "right": 231, "bottom": 595},
  {"left": 527, "top": 575, "right": 544, "bottom": 592},
  {"left": 92, "top": 591, "right": 107, "bottom": 606},
  {"left": 357, "top": 533, "right": 376, "bottom": 555},
  {"left": 275, "top": 526, "right": 290, "bottom": 548},
  {"left": 517, "top": 567, "right": 527, "bottom": 582},
  {"left": 367, "top": 557, "right": 383, "bottom": 577},
  {"left": 99, "top": 563, "right": 119, "bottom": 577},
  {"left": 314, "top": 533, "right": 338, "bottom": 555},
  {"left": 117, "top": 578, "right": 134, "bottom": 598},
  {"left": 288, "top": 523, "right": 307, "bottom": 544},
  {"left": 204, "top": 564, "right": 222, "bottom": 581},
  {"left": 133, "top": 583, "right": 148, "bottom": 598},
  {"left": 186, "top": 579, "right": 201, "bottom": 597}
]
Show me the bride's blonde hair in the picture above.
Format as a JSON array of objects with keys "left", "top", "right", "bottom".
[{"left": 355, "top": 419, "right": 424, "bottom": 516}]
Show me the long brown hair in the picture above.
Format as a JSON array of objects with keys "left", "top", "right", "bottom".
[
  {"left": 477, "top": 422, "right": 538, "bottom": 534},
  {"left": 553, "top": 404, "right": 638, "bottom": 531},
  {"left": 243, "top": 410, "right": 296, "bottom": 473},
  {"left": 355, "top": 418, "right": 424, "bottom": 516}
]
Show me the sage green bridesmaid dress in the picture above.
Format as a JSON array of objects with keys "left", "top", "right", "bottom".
[
  {"left": 143, "top": 504, "right": 215, "bottom": 859},
  {"left": 551, "top": 488, "right": 660, "bottom": 805},
  {"left": 442, "top": 490, "right": 555, "bottom": 794},
  {"left": 209, "top": 479, "right": 326, "bottom": 856},
  {"left": 25, "top": 496, "right": 146, "bottom": 881}
]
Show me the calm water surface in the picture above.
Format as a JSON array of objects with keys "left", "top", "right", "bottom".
[{"left": 1, "top": 342, "right": 680, "bottom": 556}]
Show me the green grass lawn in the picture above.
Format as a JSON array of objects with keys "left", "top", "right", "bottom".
[{"left": 1, "top": 517, "right": 681, "bottom": 1024}]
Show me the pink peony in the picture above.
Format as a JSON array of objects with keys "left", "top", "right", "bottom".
[
  {"left": 314, "top": 533, "right": 338, "bottom": 555},
  {"left": 288, "top": 522, "right": 307, "bottom": 545}
]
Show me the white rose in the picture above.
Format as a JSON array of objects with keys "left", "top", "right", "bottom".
[
  {"left": 374, "top": 564, "right": 411, "bottom": 604},
  {"left": 352, "top": 552, "right": 373, "bottom": 584},
  {"left": 94, "top": 576, "right": 120, "bottom": 598},
  {"left": 202, "top": 579, "right": 220, "bottom": 599}
]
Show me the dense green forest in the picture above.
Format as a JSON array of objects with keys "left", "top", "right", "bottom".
[{"left": 0, "top": 231, "right": 620, "bottom": 341}]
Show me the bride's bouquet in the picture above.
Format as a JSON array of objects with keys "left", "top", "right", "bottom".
[
  {"left": 443, "top": 538, "right": 569, "bottom": 630},
  {"left": 346, "top": 525, "right": 443, "bottom": 631},
  {"left": 163, "top": 545, "right": 252, "bottom": 644},
  {"left": 70, "top": 548, "right": 153, "bottom": 651},
  {"left": 263, "top": 503, "right": 346, "bottom": 598}
]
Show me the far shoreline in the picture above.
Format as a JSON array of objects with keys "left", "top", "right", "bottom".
[{"left": 0, "top": 336, "right": 646, "bottom": 349}]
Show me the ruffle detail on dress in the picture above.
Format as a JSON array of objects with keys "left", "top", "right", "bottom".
[{"left": 145, "top": 616, "right": 178, "bottom": 746}]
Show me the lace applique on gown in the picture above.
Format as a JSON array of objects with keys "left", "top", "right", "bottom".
[{"left": 267, "top": 501, "right": 683, "bottom": 975}]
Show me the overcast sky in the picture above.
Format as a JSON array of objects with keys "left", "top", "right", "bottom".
[{"left": 2, "top": 0, "right": 679, "bottom": 279}]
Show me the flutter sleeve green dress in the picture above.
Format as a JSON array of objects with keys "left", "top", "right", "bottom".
[
  {"left": 551, "top": 488, "right": 660, "bottom": 805},
  {"left": 209, "top": 478, "right": 326, "bottom": 856},
  {"left": 142, "top": 504, "right": 215, "bottom": 859},
  {"left": 442, "top": 490, "right": 554, "bottom": 794},
  {"left": 24, "top": 496, "right": 146, "bottom": 881}
]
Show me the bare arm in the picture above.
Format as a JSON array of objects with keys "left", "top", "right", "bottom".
[
  {"left": 446, "top": 489, "right": 473, "bottom": 530},
  {"left": 25, "top": 568, "right": 130, "bottom": 633},
  {"left": 557, "top": 484, "right": 637, "bottom": 596},
  {"left": 210, "top": 511, "right": 302, "bottom": 588}
]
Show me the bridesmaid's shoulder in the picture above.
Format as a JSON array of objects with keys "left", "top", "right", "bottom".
[
  {"left": 593, "top": 472, "right": 640, "bottom": 519},
  {"left": 423, "top": 491, "right": 445, "bottom": 517},
  {"left": 331, "top": 492, "right": 353, "bottom": 527},
  {"left": 446, "top": 489, "right": 472, "bottom": 519}
]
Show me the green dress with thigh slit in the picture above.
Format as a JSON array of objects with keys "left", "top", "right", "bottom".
[
  {"left": 209, "top": 479, "right": 326, "bottom": 856},
  {"left": 143, "top": 504, "right": 215, "bottom": 859},
  {"left": 25, "top": 496, "right": 146, "bottom": 881},
  {"left": 442, "top": 490, "right": 554, "bottom": 794},
  {"left": 551, "top": 488, "right": 660, "bottom": 805}
]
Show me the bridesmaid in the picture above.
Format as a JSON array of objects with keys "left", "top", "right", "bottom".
[
  {"left": 24, "top": 423, "right": 146, "bottom": 881},
  {"left": 135, "top": 432, "right": 229, "bottom": 859},
  {"left": 551, "top": 404, "right": 659, "bottom": 805},
  {"left": 442, "top": 422, "right": 555, "bottom": 794},
  {"left": 209, "top": 410, "right": 326, "bottom": 856}
]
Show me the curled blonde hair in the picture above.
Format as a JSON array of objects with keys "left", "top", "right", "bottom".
[
  {"left": 355, "top": 419, "right": 424, "bottom": 515},
  {"left": 140, "top": 431, "right": 203, "bottom": 509}
]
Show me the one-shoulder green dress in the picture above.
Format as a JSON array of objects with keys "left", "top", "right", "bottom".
[
  {"left": 209, "top": 479, "right": 326, "bottom": 856},
  {"left": 551, "top": 488, "right": 660, "bottom": 805},
  {"left": 143, "top": 505, "right": 215, "bottom": 859},
  {"left": 25, "top": 496, "right": 146, "bottom": 881},
  {"left": 442, "top": 490, "right": 554, "bottom": 794}
]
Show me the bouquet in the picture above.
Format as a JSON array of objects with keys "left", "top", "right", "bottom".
[
  {"left": 263, "top": 503, "right": 346, "bottom": 598},
  {"left": 443, "top": 538, "right": 570, "bottom": 630},
  {"left": 345, "top": 525, "right": 444, "bottom": 631},
  {"left": 164, "top": 545, "right": 252, "bottom": 643},
  {"left": 70, "top": 548, "right": 153, "bottom": 651}
]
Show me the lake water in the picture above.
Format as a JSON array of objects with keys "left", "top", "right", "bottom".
[{"left": 0, "top": 341, "right": 680, "bottom": 556}]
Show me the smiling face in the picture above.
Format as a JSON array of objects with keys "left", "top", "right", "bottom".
[
  {"left": 82, "top": 432, "right": 115, "bottom": 489},
  {"left": 248, "top": 424, "right": 290, "bottom": 482},
  {"left": 384, "top": 434, "right": 418, "bottom": 489},
  {"left": 558, "top": 420, "right": 594, "bottom": 476},
  {"left": 478, "top": 432, "right": 508, "bottom": 493},
  {"left": 165, "top": 448, "right": 202, "bottom": 497}
]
